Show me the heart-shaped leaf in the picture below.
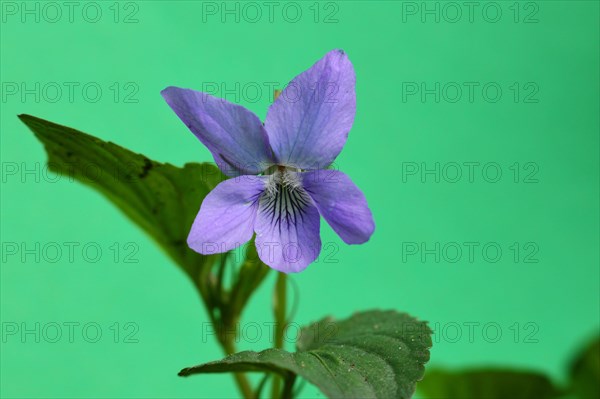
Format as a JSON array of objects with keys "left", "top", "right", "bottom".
[
  {"left": 417, "top": 369, "right": 560, "bottom": 399},
  {"left": 179, "top": 310, "right": 432, "bottom": 399}
]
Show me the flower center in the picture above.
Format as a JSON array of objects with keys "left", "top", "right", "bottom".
[
  {"left": 265, "top": 166, "right": 302, "bottom": 196},
  {"left": 261, "top": 167, "right": 311, "bottom": 227}
]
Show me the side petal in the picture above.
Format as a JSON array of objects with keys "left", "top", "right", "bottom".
[
  {"left": 188, "top": 176, "right": 266, "bottom": 254},
  {"left": 162, "top": 86, "right": 274, "bottom": 176},
  {"left": 254, "top": 187, "right": 321, "bottom": 273},
  {"left": 264, "top": 49, "right": 356, "bottom": 170},
  {"left": 301, "top": 170, "right": 374, "bottom": 244}
]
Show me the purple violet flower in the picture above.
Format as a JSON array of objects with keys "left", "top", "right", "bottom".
[{"left": 161, "top": 49, "right": 374, "bottom": 273}]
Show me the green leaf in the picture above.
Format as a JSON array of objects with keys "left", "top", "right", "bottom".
[
  {"left": 417, "top": 369, "right": 561, "bottom": 399},
  {"left": 19, "top": 114, "right": 224, "bottom": 285},
  {"left": 179, "top": 310, "right": 432, "bottom": 399},
  {"left": 569, "top": 336, "right": 600, "bottom": 399}
]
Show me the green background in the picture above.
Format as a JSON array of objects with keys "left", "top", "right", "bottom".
[{"left": 1, "top": 1, "right": 598, "bottom": 398}]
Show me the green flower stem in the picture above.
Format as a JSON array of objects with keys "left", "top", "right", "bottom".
[
  {"left": 272, "top": 272, "right": 289, "bottom": 398},
  {"left": 222, "top": 336, "right": 254, "bottom": 399},
  {"left": 213, "top": 308, "right": 253, "bottom": 399},
  {"left": 193, "top": 255, "right": 254, "bottom": 399},
  {"left": 281, "top": 373, "right": 297, "bottom": 399}
]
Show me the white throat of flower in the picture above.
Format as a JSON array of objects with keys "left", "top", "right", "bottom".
[
  {"left": 261, "top": 166, "right": 311, "bottom": 226},
  {"left": 265, "top": 167, "right": 303, "bottom": 198}
]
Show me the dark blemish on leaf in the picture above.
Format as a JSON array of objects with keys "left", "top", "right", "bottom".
[
  {"left": 65, "top": 151, "right": 73, "bottom": 157},
  {"left": 139, "top": 157, "right": 153, "bottom": 178},
  {"left": 172, "top": 239, "right": 185, "bottom": 247}
]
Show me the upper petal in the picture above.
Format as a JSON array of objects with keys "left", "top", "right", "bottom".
[
  {"left": 188, "top": 176, "right": 266, "bottom": 255},
  {"left": 264, "top": 49, "right": 356, "bottom": 170},
  {"left": 254, "top": 185, "right": 321, "bottom": 273},
  {"left": 162, "top": 86, "right": 274, "bottom": 176},
  {"left": 301, "top": 170, "right": 374, "bottom": 244}
]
